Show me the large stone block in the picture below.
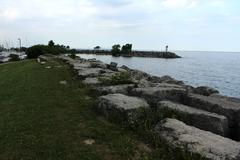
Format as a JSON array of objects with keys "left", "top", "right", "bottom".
[
  {"left": 130, "top": 84, "right": 187, "bottom": 105},
  {"left": 158, "top": 101, "right": 229, "bottom": 137},
  {"left": 155, "top": 118, "right": 240, "bottom": 160},
  {"left": 183, "top": 93, "right": 240, "bottom": 140},
  {"left": 95, "top": 84, "right": 135, "bottom": 95},
  {"left": 97, "top": 94, "right": 150, "bottom": 125}
]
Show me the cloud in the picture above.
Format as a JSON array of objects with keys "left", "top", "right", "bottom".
[{"left": 161, "top": 0, "right": 198, "bottom": 9}]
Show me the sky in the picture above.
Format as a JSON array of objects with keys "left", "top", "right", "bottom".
[{"left": 0, "top": 0, "right": 240, "bottom": 51}]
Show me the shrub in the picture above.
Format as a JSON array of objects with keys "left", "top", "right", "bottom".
[
  {"left": 99, "top": 72, "right": 132, "bottom": 85},
  {"left": 9, "top": 54, "right": 20, "bottom": 61},
  {"left": 26, "top": 45, "right": 47, "bottom": 59}
]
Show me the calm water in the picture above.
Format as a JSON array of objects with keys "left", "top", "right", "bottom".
[{"left": 77, "top": 51, "right": 240, "bottom": 98}]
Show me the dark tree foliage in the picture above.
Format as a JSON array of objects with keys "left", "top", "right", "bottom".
[
  {"left": 121, "top": 44, "right": 132, "bottom": 55},
  {"left": 48, "top": 40, "right": 55, "bottom": 47},
  {"left": 26, "top": 45, "right": 47, "bottom": 58},
  {"left": 94, "top": 46, "right": 101, "bottom": 50},
  {"left": 26, "top": 40, "right": 73, "bottom": 59},
  {"left": 111, "top": 44, "right": 121, "bottom": 56}
]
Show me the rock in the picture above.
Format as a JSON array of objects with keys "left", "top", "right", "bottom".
[
  {"left": 37, "top": 58, "right": 41, "bottom": 63},
  {"left": 194, "top": 86, "right": 219, "bottom": 96},
  {"left": 130, "top": 69, "right": 151, "bottom": 81},
  {"left": 91, "top": 61, "right": 107, "bottom": 69},
  {"left": 40, "top": 62, "right": 46, "bottom": 65},
  {"left": 83, "top": 78, "right": 102, "bottom": 86},
  {"left": 158, "top": 101, "right": 229, "bottom": 137},
  {"left": 117, "top": 68, "right": 127, "bottom": 73},
  {"left": 95, "top": 84, "right": 135, "bottom": 95},
  {"left": 45, "top": 66, "right": 52, "bottom": 69},
  {"left": 58, "top": 55, "right": 74, "bottom": 62},
  {"left": 83, "top": 139, "right": 95, "bottom": 145},
  {"left": 59, "top": 80, "right": 67, "bottom": 85},
  {"left": 77, "top": 68, "right": 104, "bottom": 79},
  {"left": 108, "top": 62, "right": 118, "bottom": 71},
  {"left": 97, "top": 94, "right": 149, "bottom": 125},
  {"left": 38, "top": 55, "right": 49, "bottom": 61},
  {"left": 154, "top": 118, "right": 240, "bottom": 160},
  {"left": 183, "top": 93, "right": 240, "bottom": 140},
  {"left": 120, "top": 65, "right": 130, "bottom": 71},
  {"left": 72, "top": 62, "right": 91, "bottom": 71},
  {"left": 130, "top": 84, "right": 187, "bottom": 105},
  {"left": 149, "top": 75, "right": 184, "bottom": 85}
]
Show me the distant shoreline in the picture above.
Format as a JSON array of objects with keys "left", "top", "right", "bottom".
[{"left": 76, "top": 49, "right": 181, "bottom": 59}]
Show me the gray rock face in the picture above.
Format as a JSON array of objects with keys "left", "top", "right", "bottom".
[
  {"left": 95, "top": 84, "right": 135, "bottom": 95},
  {"left": 83, "top": 78, "right": 102, "bottom": 86},
  {"left": 129, "top": 69, "right": 151, "bottom": 81},
  {"left": 149, "top": 75, "right": 184, "bottom": 85},
  {"left": 97, "top": 94, "right": 149, "bottom": 124},
  {"left": 193, "top": 86, "right": 219, "bottom": 96},
  {"left": 155, "top": 118, "right": 240, "bottom": 160},
  {"left": 91, "top": 61, "right": 107, "bottom": 69},
  {"left": 130, "top": 84, "right": 187, "bottom": 105},
  {"left": 58, "top": 55, "right": 74, "bottom": 62},
  {"left": 158, "top": 101, "right": 229, "bottom": 137},
  {"left": 108, "top": 62, "right": 118, "bottom": 71},
  {"left": 77, "top": 68, "right": 104, "bottom": 79},
  {"left": 72, "top": 62, "right": 91, "bottom": 71},
  {"left": 183, "top": 93, "right": 240, "bottom": 140}
]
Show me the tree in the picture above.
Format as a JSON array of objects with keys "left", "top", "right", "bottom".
[
  {"left": 26, "top": 45, "right": 47, "bottom": 58},
  {"left": 111, "top": 44, "right": 121, "bottom": 56},
  {"left": 121, "top": 44, "right": 132, "bottom": 55},
  {"left": 48, "top": 40, "right": 55, "bottom": 47},
  {"left": 94, "top": 46, "right": 101, "bottom": 50}
]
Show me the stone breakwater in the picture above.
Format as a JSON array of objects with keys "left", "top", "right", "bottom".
[
  {"left": 54, "top": 55, "right": 240, "bottom": 160},
  {"left": 77, "top": 49, "right": 181, "bottom": 58}
]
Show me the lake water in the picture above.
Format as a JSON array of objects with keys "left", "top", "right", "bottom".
[{"left": 77, "top": 51, "right": 240, "bottom": 98}]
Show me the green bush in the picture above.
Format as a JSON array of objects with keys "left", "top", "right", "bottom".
[
  {"left": 26, "top": 45, "right": 47, "bottom": 59},
  {"left": 99, "top": 72, "right": 132, "bottom": 85},
  {"left": 9, "top": 54, "right": 20, "bottom": 61}
]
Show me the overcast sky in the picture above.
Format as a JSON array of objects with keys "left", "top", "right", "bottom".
[{"left": 0, "top": 0, "right": 240, "bottom": 51}]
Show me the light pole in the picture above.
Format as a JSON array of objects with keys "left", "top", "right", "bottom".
[{"left": 18, "top": 38, "right": 21, "bottom": 51}]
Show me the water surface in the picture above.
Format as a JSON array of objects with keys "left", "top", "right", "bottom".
[{"left": 77, "top": 51, "right": 240, "bottom": 98}]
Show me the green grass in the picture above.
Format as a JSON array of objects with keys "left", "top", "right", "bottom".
[
  {"left": 0, "top": 60, "right": 153, "bottom": 160},
  {"left": 0, "top": 59, "right": 202, "bottom": 160}
]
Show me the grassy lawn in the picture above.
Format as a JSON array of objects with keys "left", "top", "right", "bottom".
[{"left": 0, "top": 59, "right": 159, "bottom": 160}]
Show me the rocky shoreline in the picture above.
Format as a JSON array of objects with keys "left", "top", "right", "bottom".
[
  {"left": 77, "top": 49, "right": 181, "bottom": 58},
  {"left": 53, "top": 54, "right": 240, "bottom": 159}
]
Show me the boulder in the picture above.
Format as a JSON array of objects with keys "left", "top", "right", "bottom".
[
  {"left": 120, "top": 65, "right": 130, "bottom": 71},
  {"left": 78, "top": 68, "right": 104, "bottom": 79},
  {"left": 193, "top": 86, "right": 219, "bottom": 96},
  {"left": 97, "top": 94, "right": 149, "bottom": 125},
  {"left": 149, "top": 75, "right": 184, "bottom": 85},
  {"left": 83, "top": 78, "right": 102, "bottom": 86},
  {"left": 108, "top": 62, "right": 118, "bottom": 71},
  {"left": 183, "top": 93, "right": 240, "bottom": 140},
  {"left": 158, "top": 101, "right": 229, "bottom": 137},
  {"left": 72, "top": 62, "right": 91, "bottom": 71},
  {"left": 129, "top": 69, "right": 151, "bottom": 81},
  {"left": 90, "top": 61, "right": 107, "bottom": 69},
  {"left": 155, "top": 118, "right": 240, "bottom": 160},
  {"left": 95, "top": 84, "right": 135, "bottom": 95},
  {"left": 130, "top": 84, "right": 187, "bottom": 105}
]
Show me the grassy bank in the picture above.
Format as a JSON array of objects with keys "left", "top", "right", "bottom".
[
  {"left": 0, "top": 60, "right": 157, "bottom": 160},
  {"left": 0, "top": 59, "right": 200, "bottom": 160}
]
